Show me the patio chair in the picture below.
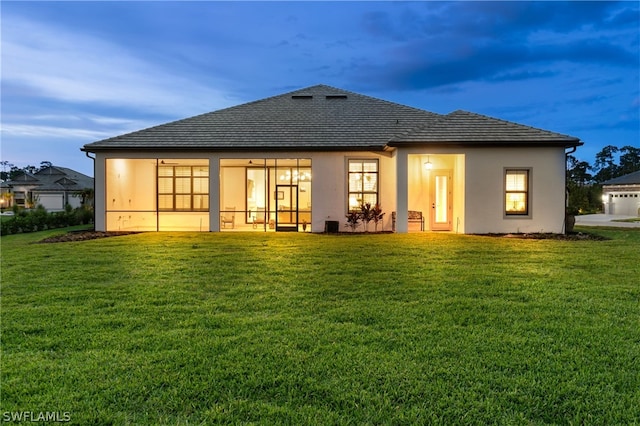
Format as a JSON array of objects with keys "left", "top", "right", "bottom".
[
  {"left": 221, "top": 207, "right": 235, "bottom": 229},
  {"left": 252, "top": 207, "right": 266, "bottom": 228}
]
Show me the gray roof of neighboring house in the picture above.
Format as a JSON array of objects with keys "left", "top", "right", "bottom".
[
  {"left": 82, "top": 84, "right": 582, "bottom": 152},
  {"left": 6, "top": 166, "right": 93, "bottom": 191},
  {"left": 602, "top": 170, "right": 640, "bottom": 186}
]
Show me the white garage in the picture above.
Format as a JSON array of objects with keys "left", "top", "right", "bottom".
[{"left": 602, "top": 170, "right": 640, "bottom": 216}]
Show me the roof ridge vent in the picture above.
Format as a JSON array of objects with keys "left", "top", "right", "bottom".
[
  {"left": 326, "top": 94, "right": 348, "bottom": 99},
  {"left": 292, "top": 95, "right": 313, "bottom": 99}
]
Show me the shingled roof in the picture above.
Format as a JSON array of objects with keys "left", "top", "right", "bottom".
[
  {"left": 6, "top": 166, "right": 93, "bottom": 191},
  {"left": 602, "top": 170, "right": 640, "bottom": 185},
  {"left": 389, "top": 110, "right": 581, "bottom": 146},
  {"left": 82, "top": 84, "right": 581, "bottom": 152}
]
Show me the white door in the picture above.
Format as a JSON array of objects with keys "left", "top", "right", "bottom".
[{"left": 430, "top": 170, "right": 452, "bottom": 231}]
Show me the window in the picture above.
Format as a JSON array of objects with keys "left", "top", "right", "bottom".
[
  {"left": 348, "top": 159, "right": 378, "bottom": 210},
  {"left": 505, "top": 169, "right": 529, "bottom": 215},
  {"left": 158, "top": 165, "right": 209, "bottom": 211}
]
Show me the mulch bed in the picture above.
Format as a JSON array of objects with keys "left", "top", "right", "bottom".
[
  {"left": 36, "top": 229, "right": 608, "bottom": 243},
  {"left": 37, "top": 230, "right": 140, "bottom": 243},
  {"left": 480, "top": 232, "right": 609, "bottom": 241}
]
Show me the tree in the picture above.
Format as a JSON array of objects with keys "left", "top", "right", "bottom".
[
  {"left": 566, "top": 155, "right": 593, "bottom": 186},
  {"left": 593, "top": 145, "right": 619, "bottom": 183},
  {"left": 618, "top": 146, "right": 640, "bottom": 175},
  {"left": 566, "top": 155, "right": 599, "bottom": 214},
  {"left": 0, "top": 161, "right": 14, "bottom": 180}
]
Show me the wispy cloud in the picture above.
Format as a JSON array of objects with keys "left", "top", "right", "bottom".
[
  {"left": 1, "top": 124, "right": 112, "bottom": 140},
  {"left": 2, "top": 15, "right": 234, "bottom": 116}
]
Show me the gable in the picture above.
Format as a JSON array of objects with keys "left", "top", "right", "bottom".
[
  {"left": 7, "top": 167, "right": 93, "bottom": 191},
  {"left": 35, "top": 166, "right": 66, "bottom": 176}
]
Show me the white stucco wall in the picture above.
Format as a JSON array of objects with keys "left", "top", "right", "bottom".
[
  {"left": 93, "top": 147, "right": 567, "bottom": 234},
  {"left": 311, "top": 151, "right": 396, "bottom": 232},
  {"left": 464, "top": 146, "right": 567, "bottom": 234}
]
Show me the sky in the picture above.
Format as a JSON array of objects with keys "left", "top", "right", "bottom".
[{"left": 2, "top": 1, "right": 639, "bottom": 178}]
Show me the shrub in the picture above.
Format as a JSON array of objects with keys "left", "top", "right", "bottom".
[
  {"left": 0, "top": 206, "right": 93, "bottom": 236},
  {"left": 345, "top": 211, "right": 360, "bottom": 232},
  {"left": 345, "top": 203, "right": 386, "bottom": 232}
]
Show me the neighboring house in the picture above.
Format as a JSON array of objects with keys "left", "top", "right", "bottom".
[
  {"left": 1, "top": 166, "right": 94, "bottom": 212},
  {"left": 601, "top": 170, "right": 640, "bottom": 216},
  {"left": 81, "top": 84, "right": 582, "bottom": 233}
]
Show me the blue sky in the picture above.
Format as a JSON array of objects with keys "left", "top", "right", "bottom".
[{"left": 2, "top": 1, "right": 638, "bottom": 177}]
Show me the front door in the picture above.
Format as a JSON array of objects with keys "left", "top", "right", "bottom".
[
  {"left": 430, "top": 170, "right": 452, "bottom": 231},
  {"left": 275, "top": 184, "right": 298, "bottom": 232}
]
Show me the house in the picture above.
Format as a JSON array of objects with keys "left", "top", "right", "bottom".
[
  {"left": 0, "top": 166, "right": 94, "bottom": 212},
  {"left": 601, "top": 170, "right": 640, "bottom": 216},
  {"left": 81, "top": 84, "right": 582, "bottom": 233}
]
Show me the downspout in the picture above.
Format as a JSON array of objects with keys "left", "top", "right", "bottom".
[
  {"left": 156, "top": 159, "right": 160, "bottom": 232},
  {"left": 564, "top": 146, "right": 578, "bottom": 234},
  {"left": 85, "top": 151, "right": 96, "bottom": 228}
]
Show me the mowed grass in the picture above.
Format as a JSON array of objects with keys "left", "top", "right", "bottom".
[{"left": 1, "top": 228, "right": 639, "bottom": 425}]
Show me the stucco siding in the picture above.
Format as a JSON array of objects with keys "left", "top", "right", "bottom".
[{"left": 464, "top": 147, "right": 566, "bottom": 234}]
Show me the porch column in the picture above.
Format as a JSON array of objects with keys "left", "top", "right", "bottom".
[
  {"left": 396, "top": 150, "right": 409, "bottom": 233},
  {"left": 209, "top": 157, "right": 220, "bottom": 232},
  {"left": 94, "top": 155, "right": 106, "bottom": 232}
]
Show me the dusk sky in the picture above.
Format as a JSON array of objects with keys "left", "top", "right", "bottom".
[{"left": 2, "top": 1, "right": 638, "bottom": 177}]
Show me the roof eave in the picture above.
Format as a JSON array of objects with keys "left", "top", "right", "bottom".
[
  {"left": 386, "top": 140, "right": 583, "bottom": 148},
  {"left": 81, "top": 144, "right": 389, "bottom": 153}
]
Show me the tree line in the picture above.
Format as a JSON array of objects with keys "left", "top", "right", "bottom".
[
  {"left": 567, "top": 145, "right": 639, "bottom": 214},
  {"left": 0, "top": 161, "right": 53, "bottom": 181}
]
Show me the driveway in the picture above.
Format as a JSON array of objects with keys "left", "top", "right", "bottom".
[{"left": 575, "top": 214, "right": 640, "bottom": 228}]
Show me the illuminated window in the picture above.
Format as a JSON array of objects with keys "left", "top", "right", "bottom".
[
  {"left": 505, "top": 169, "right": 529, "bottom": 215},
  {"left": 348, "top": 159, "right": 378, "bottom": 210},
  {"left": 158, "top": 165, "right": 209, "bottom": 211}
]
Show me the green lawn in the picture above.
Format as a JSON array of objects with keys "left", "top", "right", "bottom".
[{"left": 1, "top": 228, "right": 639, "bottom": 425}]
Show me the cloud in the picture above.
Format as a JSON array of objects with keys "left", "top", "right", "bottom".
[
  {"left": 1, "top": 124, "right": 111, "bottom": 140},
  {"left": 348, "top": 2, "right": 639, "bottom": 92},
  {"left": 353, "top": 2, "right": 639, "bottom": 90},
  {"left": 2, "top": 15, "right": 234, "bottom": 116}
]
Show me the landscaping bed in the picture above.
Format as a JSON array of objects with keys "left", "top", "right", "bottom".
[{"left": 36, "top": 230, "right": 140, "bottom": 243}]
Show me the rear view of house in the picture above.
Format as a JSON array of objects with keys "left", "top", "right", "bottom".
[{"left": 81, "top": 85, "right": 582, "bottom": 234}]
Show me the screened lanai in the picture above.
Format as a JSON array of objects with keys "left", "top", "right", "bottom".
[{"left": 219, "top": 158, "right": 312, "bottom": 232}]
